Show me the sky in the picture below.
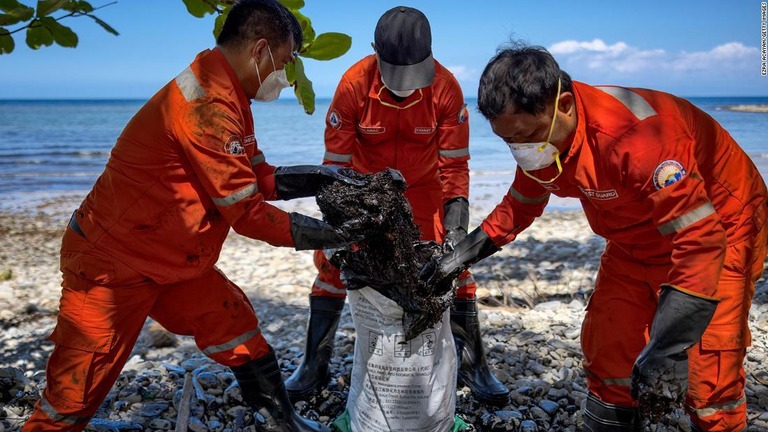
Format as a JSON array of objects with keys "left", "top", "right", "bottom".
[{"left": 1, "top": 0, "right": 767, "bottom": 99}]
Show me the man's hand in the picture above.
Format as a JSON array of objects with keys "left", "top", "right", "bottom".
[
  {"left": 630, "top": 285, "right": 718, "bottom": 422},
  {"left": 419, "top": 227, "right": 499, "bottom": 296},
  {"left": 274, "top": 165, "right": 364, "bottom": 200},
  {"left": 289, "top": 212, "right": 363, "bottom": 251},
  {"left": 442, "top": 197, "right": 469, "bottom": 253}
]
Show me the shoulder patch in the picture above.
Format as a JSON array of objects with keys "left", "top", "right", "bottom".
[
  {"left": 224, "top": 136, "right": 245, "bottom": 155},
  {"left": 457, "top": 104, "right": 468, "bottom": 124},
  {"left": 653, "top": 160, "right": 686, "bottom": 190},
  {"left": 328, "top": 109, "right": 342, "bottom": 129}
]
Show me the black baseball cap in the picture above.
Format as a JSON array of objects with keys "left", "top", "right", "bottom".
[{"left": 374, "top": 6, "right": 435, "bottom": 91}]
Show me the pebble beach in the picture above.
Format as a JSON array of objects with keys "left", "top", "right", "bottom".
[{"left": 1, "top": 191, "right": 768, "bottom": 432}]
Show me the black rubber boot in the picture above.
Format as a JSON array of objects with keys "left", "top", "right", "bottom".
[
  {"left": 285, "top": 295, "right": 345, "bottom": 401},
  {"left": 583, "top": 392, "right": 641, "bottom": 432},
  {"left": 451, "top": 297, "right": 510, "bottom": 406},
  {"left": 231, "top": 347, "right": 329, "bottom": 431}
]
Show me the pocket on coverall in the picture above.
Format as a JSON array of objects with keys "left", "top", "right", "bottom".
[{"left": 48, "top": 317, "right": 116, "bottom": 407}]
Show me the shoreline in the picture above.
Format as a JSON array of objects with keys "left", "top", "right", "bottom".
[{"left": 719, "top": 104, "right": 768, "bottom": 113}]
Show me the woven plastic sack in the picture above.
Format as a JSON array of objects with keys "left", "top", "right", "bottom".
[{"left": 343, "top": 287, "right": 458, "bottom": 431}]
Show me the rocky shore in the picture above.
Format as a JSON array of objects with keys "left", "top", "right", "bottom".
[{"left": 1, "top": 195, "right": 768, "bottom": 431}]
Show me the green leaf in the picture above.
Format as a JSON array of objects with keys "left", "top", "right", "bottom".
[
  {"left": 0, "top": 27, "right": 14, "bottom": 54},
  {"left": 182, "top": 0, "right": 215, "bottom": 18},
  {"left": 284, "top": 60, "right": 296, "bottom": 84},
  {"left": 60, "top": 0, "right": 77, "bottom": 12},
  {"left": 291, "top": 57, "right": 315, "bottom": 115},
  {"left": 290, "top": 9, "right": 314, "bottom": 48},
  {"left": 25, "top": 18, "right": 53, "bottom": 49},
  {"left": 213, "top": 4, "right": 231, "bottom": 39},
  {"left": 76, "top": 0, "right": 92, "bottom": 13},
  {"left": 301, "top": 32, "right": 351, "bottom": 61},
  {"left": 0, "top": 3, "right": 33, "bottom": 25},
  {"left": 41, "top": 16, "right": 77, "bottom": 47},
  {"left": 0, "top": 0, "right": 23, "bottom": 12},
  {"left": 87, "top": 14, "right": 118, "bottom": 35},
  {"left": 37, "top": 0, "right": 68, "bottom": 17},
  {"left": 277, "top": 0, "right": 304, "bottom": 9}
]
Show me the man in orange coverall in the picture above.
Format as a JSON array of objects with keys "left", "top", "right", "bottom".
[
  {"left": 22, "top": 1, "right": 375, "bottom": 431},
  {"left": 421, "top": 42, "right": 768, "bottom": 431},
  {"left": 283, "top": 6, "right": 510, "bottom": 406}
]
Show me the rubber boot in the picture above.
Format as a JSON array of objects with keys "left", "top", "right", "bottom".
[
  {"left": 583, "top": 393, "right": 641, "bottom": 432},
  {"left": 285, "top": 295, "right": 345, "bottom": 401},
  {"left": 231, "top": 347, "right": 329, "bottom": 431},
  {"left": 451, "top": 297, "right": 510, "bottom": 406}
]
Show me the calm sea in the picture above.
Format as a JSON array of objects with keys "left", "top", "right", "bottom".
[{"left": 0, "top": 97, "right": 766, "bottom": 211}]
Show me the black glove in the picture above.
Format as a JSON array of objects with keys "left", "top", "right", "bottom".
[
  {"left": 630, "top": 285, "right": 718, "bottom": 422},
  {"left": 442, "top": 196, "right": 469, "bottom": 253},
  {"left": 274, "top": 165, "right": 364, "bottom": 200},
  {"left": 289, "top": 212, "right": 359, "bottom": 251},
  {"left": 419, "top": 227, "right": 499, "bottom": 296}
]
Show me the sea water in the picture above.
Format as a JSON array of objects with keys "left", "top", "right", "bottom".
[{"left": 0, "top": 97, "right": 766, "bottom": 211}]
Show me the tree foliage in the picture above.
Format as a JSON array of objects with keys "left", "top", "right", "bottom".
[
  {"left": 182, "top": 0, "right": 351, "bottom": 114},
  {"left": 0, "top": 0, "right": 118, "bottom": 54},
  {"left": 1, "top": 0, "right": 350, "bottom": 115}
]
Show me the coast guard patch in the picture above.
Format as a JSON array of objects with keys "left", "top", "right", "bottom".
[
  {"left": 457, "top": 104, "right": 468, "bottom": 124},
  {"left": 224, "top": 136, "right": 245, "bottom": 155},
  {"left": 328, "top": 109, "right": 342, "bottom": 129},
  {"left": 653, "top": 160, "right": 686, "bottom": 190}
]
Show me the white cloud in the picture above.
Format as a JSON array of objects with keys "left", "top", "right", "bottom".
[
  {"left": 446, "top": 65, "right": 479, "bottom": 82},
  {"left": 548, "top": 38, "right": 756, "bottom": 75}
]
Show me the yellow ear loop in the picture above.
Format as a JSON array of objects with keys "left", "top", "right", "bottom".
[
  {"left": 523, "top": 77, "right": 563, "bottom": 184},
  {"left": 376, "top": 87, "right": 423, "bottom": 110}
]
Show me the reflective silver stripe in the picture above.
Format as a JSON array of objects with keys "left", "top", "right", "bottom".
[
  {"left": 509, "top": 186, "right": 549, "bottom": 205},
  {"left": 439, "top": 147, "right": 470, "bottom": 158},
  {"left": 313, "top": 278, "right": 347, "bottom": 294},
  {"left": 175, "top": 67, "right": 206, "bottom": 102},
  {"left": 595, "top": 86, "right": 656, "bottom": 120},
  {"left": 658, "top": 202, "right": 716, "bottom": 236},
  {"left": 250, "top": 152, "right": 265, "bottom": 166},
  {"left": 600, "top": 377, "right": 632, "bottom": 386},
  {"left": 456, "top": 274, "right": 475, "bottom": 287},
  {"left": 211, "top": 183, "right": 258, "bottom": 207},
  {"left": 202, "top": 327, "right": 262, "bottom": 355},
  {"left": 689, "top": 394, "right": 746, "bottom": 418},
  {"left": 40, "top": 395, "right": 90, "bottom": 425},
  {"left": 324, "top": 151, "right": 352, "bottom": 163}
]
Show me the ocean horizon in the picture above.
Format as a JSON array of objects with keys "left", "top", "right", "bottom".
[{"left": 1, "top": 96, "right": 767, "bottom": 213}]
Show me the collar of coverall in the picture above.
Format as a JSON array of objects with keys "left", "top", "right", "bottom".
[
  {"left": 210, "top": 47, "right": 251, "bottom": 109},
  {"left": 557, "top": 80, "right": 586, "bottom": 165}
]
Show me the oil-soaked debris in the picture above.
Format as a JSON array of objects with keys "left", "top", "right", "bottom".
[
  {"left": 634, "top": 367, "right": 685, "bottom": 424},
  {"left": 316, "top": 170, "right": 455, "bottom": 340}
]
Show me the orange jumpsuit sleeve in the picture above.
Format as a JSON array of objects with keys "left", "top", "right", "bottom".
[
  {"left": 174, "top": 100, "right": 295, "bottom": 248},
  {"left": 612, "top": 115, "right": 726, "bottom": 297},
  {"left": 480, "top": 169, "right": 550, "bottom": 246},
  {"left": 436, "top": 75, "right": 470, "bottom": 202},
  {"left": 323, "top": 78, "right": 358, "bottom": 168}
]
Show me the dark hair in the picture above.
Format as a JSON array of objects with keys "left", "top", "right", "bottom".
[
  {"left": 216, "top": 0, "right": 302, "bottom": 52},
  {"left": 477, "top": 41, "right": 572, "bottom": 119}
]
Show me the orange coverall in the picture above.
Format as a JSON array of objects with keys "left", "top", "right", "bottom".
[
  {"left": 24, "top": 48, "right": 295, "bottom": 431},
  {"left": 312, "top": 55, "right": 476, "bottom": 298},
  {"left": 480, "top": 82, "right": 767, "bottom": 431}
]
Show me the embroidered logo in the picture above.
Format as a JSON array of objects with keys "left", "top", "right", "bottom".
[
  {"left": 357, "top": 124, "right": 385, "bottom": 134},
  {"left": 578, "top": 186, "right": 619, "bottom": 200},
  {"left": 224, "top": 136, "right": 245, "bottom": 155},
  {"left": 457, "top": 104, "right": 468, "bottom": 124},
  {"left": 328, "top": 110, "right": 342, "bottom": 129},
  {"left": 414, "top": 126, "right": 435, "bottom": 134},
  {"left": 243, "top": 134, "right": 256, "bottom": 145},
  {"left": 540, "top": 183, "right": 560, "bottom": 191},
  {"left": 653, "top": 160, "right": 686, "bottom": 190}
]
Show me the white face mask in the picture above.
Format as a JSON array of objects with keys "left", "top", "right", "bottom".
[
  {"left": 254, "top": 44, "right": 290, "bottom": 102},
  {"left": 389, "top": 88, "right": 415, "bottom": 98},
  {"left": 506, "top": 77, "right": 563, "bottom": 184}
]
